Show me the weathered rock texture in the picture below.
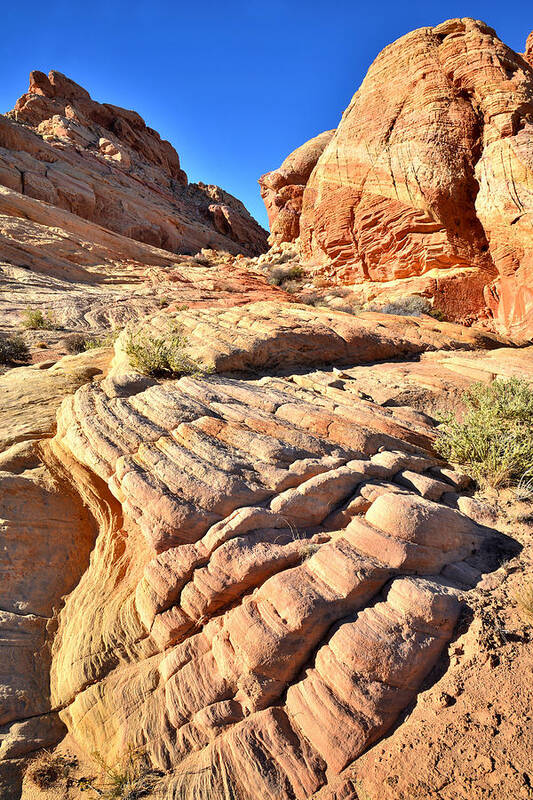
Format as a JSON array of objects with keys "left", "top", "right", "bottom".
[
  {"left": 1, "top": 293, "right": 520, "bottom": 800},
  {"left": 1, "top": 70, "right": 267, "bottom": 256},
  {"left": 264, "top": 20, "right": 533, "bottom": 341},
  {"left": 1, "top": 40, "right": 531, "bottom": 800},
  {"left": 259, "top": 130, "right": 334, "bottom": 245}
]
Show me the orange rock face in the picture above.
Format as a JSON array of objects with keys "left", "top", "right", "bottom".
[
  {"left": 259, "top": 130, "right": 334, "bottom": 245},
  {"left": 526, "top": 31, "right": 533, "bottom": 67},
  {"left": 1, "top": 70, "right": 268, "bottom": 256},
  {"left": 265, "top": 20, "right": 533, "bottom": 341}
]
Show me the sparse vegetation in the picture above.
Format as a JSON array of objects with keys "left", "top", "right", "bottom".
[
  {"left": 367, "top": 294, "right": 441, "bottom": 318},
  {"left": 79, "top": 748, "right": 160, "bottom": 800},
  {"left": 125, "top": 322, "right": 208, "bottom": 378},
  {"left": 515, "top": 467, "right": 533, "bottom": 502},
  {"left": 25, "top": 751, "right": 74, "bottom": 789},
  {"left": 64, "top": 330, "right": 119, "bottom": 354},
  {"left": 515, "top": 581, "right": 533, "bottom": 621},
  {"left": 21, "top": 307, "right": 60, "bottom": 330},
  {"left": 189, "top": 254, "right": 212, "bottom": 266},
  {"left": 267, "top": 264, "right": 304, "bottom": 286},
  {"left": 435, "top": 378, "right": 533, "bottom": 488},
  {"left": 0, "top": 333, "right": 30, "bottom": 364}
]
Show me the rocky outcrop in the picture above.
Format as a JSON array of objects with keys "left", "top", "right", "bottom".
[
  {"left": 259, "top": 130, "right": 334, "bottom": 245},
  {"left": 0, "top": 70, "right": 268, "bottom": 256},
  {"left": 1, "top": 38, "right": 531, "bottom": 800},
  {"left": 264, "top": 20, "right": 533, "bottom": 341},
  {"left": 526, "top": 30, "right": 533, "bottom": 67},
  {"left": 0, "top": 294, "right": 516, "bottom": 799}
]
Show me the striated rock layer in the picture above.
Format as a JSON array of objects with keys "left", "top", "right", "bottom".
[
  {"left": 0, "top": 297, "right": 516, "bottom": 799},
  {"left": 259, "top": 130, "right": 334, "bottom": 245},
  {"left": 0, "top": 70, "right": 268, "bottom": 256},
  {"left": 264, "top": 20, "right": 533, "bottom": 341}
]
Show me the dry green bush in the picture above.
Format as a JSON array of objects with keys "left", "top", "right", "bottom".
[
  {"left": 435, "top": 378, "right": 533, "bottom": 488},
  {"left": 267, "top": 264, "right": 304, "bottom": 286},
  {"left": 125, "top": 323, "right": 208, "bottom": 378},
  {"left": 0, "top": 334, "right": 30, "bottom": 364},
  {"left": 22, "top": 308, "right": 60, "bottom": 330},
  {"left": 367, "top": 295, "right": 444, "bottom": 319}
]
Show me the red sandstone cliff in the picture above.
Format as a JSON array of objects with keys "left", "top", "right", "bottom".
[{"left": 262, "top": 20, "right": 533, "bottom": 342}]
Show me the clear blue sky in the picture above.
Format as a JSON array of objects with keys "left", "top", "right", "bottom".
[{"left": 1, "top": 0, "right": 531, "bottom": 229}]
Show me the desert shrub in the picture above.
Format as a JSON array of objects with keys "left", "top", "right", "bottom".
[
  {"left": 84, "top": 331, "right": 119, "bottom": 350},
  {"left": 25, "top": 751, "right": 72, "bottom": 789},
  {"left": 21, "top": 308, "right": 60, "bottom": 330},
  {"left": 78, "top": 748, "right": 161, "bottom": 800},
  {"left": 267, "top": 264, "right": 304, "bottom": 286},
  {"left": 64, "top": 331, "right": 118, "bottom": 354},
  {"left": 367, "top": 295, "right": 435, "bottom": 317},
  {"left": 64, "top": 333, "right": 89, "bottom": 354},
  {"left": 435, "top": 378, "right": 533, "bottom": 488},
  {"left": 125, "top": 323, "right": 208, "bottom": 378},
  {"left": 515, "top": 581, "right": 533, "bottom": 620},
  {"left": 0, "top": 334, "right": 30, "bottom": 364},
  {"left": 189, "top": 255, "right": 211, "bottom": 266}
]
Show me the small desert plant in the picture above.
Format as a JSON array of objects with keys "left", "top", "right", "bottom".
[
  {"left": 26, "top": 751, "right": 72, "bottom": 789},
  {"left": 267, "top": 265, "right": 304, "bottom": 286},
  {"left": 21, "top": 307, "right": 60, "bottom": 330},
  {"left": 77, "top": 747, "right": 160, "bottom": 800},
  {"left": 515, "top": 467, "right": 533, "bottom": 502},
  {"left": 367, "top": 295, "right": 437, "bottom": 317},
  {"left": 435, "top": 378, "right": 533, "bottom": 488},
  {"left": 124, "top": 322, "right": 208, "bottom": 378},
  {"left": 0, "top": 333, "right": 30, "bottom": 364},
  {"left": 515, "top": 581, "right": 533, "bottom": 621},
  {"left": 64, "top": 331, "right": 118, "bottom": 354},
  {"left": 189, "top": 255, "right": 211, "bottom": 266},
  {"left": 64, "top": 332, "right": 90, "bottom": 354}
]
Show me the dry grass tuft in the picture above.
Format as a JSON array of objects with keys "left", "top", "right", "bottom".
[
  {"left": 25, "top": 751, "right": 73, "bottom": 789},
  {"left": 125, "top": 322, "right": 210, "bottom": 379},
  {"left": 435, "top": 378, "right": 533, "bottom": 488}
]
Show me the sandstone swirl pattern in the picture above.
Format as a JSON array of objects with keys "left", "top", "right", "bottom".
[
  {"left": 0, "top": 303, "right": 500, "bottom": 800},
  {"left": 264, "top": 19, "right": 533, "bottom": 341}
]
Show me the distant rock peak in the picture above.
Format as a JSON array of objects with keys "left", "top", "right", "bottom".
[{"left": 0, "top": 70, "right": 268, "bottom": 256}]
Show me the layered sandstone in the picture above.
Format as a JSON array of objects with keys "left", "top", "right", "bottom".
[
  {"left": 0, "top": 33, "right": 531, "bottom": 800},
  {"left": 264, "top": 21, "right": 533, "bottom": 341},
  {"left": 0, "top": 70, "right": 268, "bottom": 256},
  {"left": 259, "top": 130, "right": 334, "bottom": 245},
  {"left": 1, "top": 294, "right": 521, "bottom": 800}
]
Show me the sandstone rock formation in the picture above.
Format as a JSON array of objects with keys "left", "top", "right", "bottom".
[
  {"left": 263, "top": 20, "right": 533, "bottom": 342},
  {"left": 0, "top": 70, "right": 268, "bottom": 256},
  {"left": 259, "top": 130, "right": 334, "bottom": 245},
  {"left": 526, "top": 31, "right": 533, "bottom": 67},
  {"left": 1, "top": 291, "right": 524, "bottom": 800},
  {"left": 1, "top": 35, "right": 532, "bottom": 800}
]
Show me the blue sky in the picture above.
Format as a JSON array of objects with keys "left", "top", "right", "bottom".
[{"left": 1, "top": 0, "right": 531, "bottom": 228}]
